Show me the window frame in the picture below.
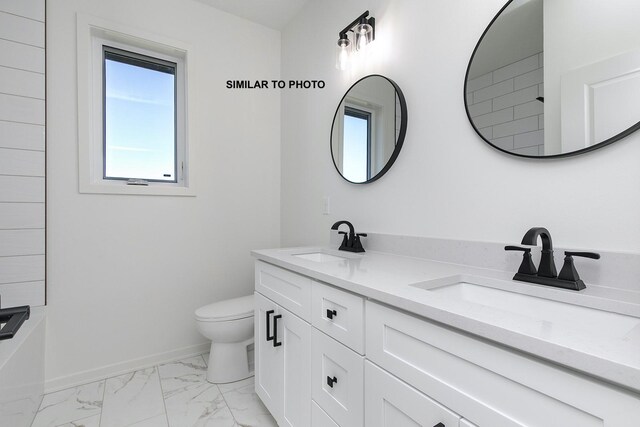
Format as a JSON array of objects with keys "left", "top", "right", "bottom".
[
  {"left": 77, "top": 14, "right": 195, "bottom": 196},
  {"left": 101, "top": 45, "right": 179, "bottom": 183}
]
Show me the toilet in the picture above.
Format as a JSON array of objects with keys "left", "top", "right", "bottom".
[{"left": 195, "top": 294, "right": 254, "bottom": 383}]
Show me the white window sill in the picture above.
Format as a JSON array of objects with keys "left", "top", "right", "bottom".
[{"left": 79, "top": 181, "right": 196, "bottom": 197}]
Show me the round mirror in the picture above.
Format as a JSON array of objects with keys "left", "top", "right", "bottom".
[
  {"left": 465, "top": 0, "right": 640, "bottom": 158},
  {"left": 331, "top": 75, "right": 407, "bottom": 183}
]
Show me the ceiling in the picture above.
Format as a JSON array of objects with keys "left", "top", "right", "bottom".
[{"left": 194, "top": 0, "right": 311, "bottom": 30}]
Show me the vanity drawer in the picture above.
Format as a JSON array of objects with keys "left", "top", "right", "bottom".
[
  {"left": 365, "top": 361, "right": 461, "bottom": 427},
  {"left": 255, "top": 260, "right": 312, "bottom": 321},
  {"left": 312, "top": 281, "right": 365, "bottom": 354},
  {"left": 366, "top": 301, "right": 640, "bottom": 427},
  {"left": 312, "top": 328, "right": 364, "bottom": 427},
  {"left": 312, "top": 401, "right": 340, "bottom": 427}
]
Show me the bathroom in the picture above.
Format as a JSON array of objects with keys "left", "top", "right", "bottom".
[{"left": 0, "top": 0, "right": 638, "bottom": 426}]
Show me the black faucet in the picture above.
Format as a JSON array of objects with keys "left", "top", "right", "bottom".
[
  {"left": 505, "top": 227, "right": 600, "bottom": 291},
  {"left": 331, "top": 220, "right": 367, "bottom": 253},
  {"left": 521, "top": 227, "right": 557, "bottom": 278}
]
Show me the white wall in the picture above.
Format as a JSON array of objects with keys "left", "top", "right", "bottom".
[
  {"left": 46, "top": 0, "right": 281, "bottom": 388},
  {"left": 280, "top": 0, "right": 640, "bottom": 254},
  {"left": 0, "top": 0, "right": 45, "bottom": 308}
]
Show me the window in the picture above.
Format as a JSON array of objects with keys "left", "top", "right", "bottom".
[
  {"left": 77, "top": 14, "right": 193, "bottom": 196},
  {"left": 103, "top": 47, "right": 178, "bottom": 182},
  {"left": 343, "top": 106, "right": 372, "bottom": 182}
]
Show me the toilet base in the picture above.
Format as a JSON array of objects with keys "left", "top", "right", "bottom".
[{"left": 206, "top": 338, "right": 254, "bottom": 384}]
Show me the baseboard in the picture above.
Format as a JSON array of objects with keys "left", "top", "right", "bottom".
[{"left": 44, "top": 342, "right": 211, "bottom": 394}]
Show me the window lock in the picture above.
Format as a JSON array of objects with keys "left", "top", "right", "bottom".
[{"left": 126, "top": 179, "right": 149, "bottom": 186}]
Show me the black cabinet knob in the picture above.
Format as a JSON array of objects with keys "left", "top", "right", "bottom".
[
  {"left": 433, "top": 423, "right": 445, "bottom": 427},
  {"left": 326, "top": 376, "right": 338, "bottom": 388},
  {"left": 326, "top": 309, "right": 337, "bottom": 319}
]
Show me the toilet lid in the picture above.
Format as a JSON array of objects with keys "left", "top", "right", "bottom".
[{"left": 195, "top": 294, "right": 254, "bottom": 321}]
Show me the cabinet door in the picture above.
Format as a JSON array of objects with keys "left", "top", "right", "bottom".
[
  {"left": 312, "top": 329, "right": 364, "bottom": 427},
  {"left": 312, "top": 401, "right": 340, "bottom": 427},
  {"left": 281, "top": 307, "right": 311, "bottom": 427},
  {"left": 365, "top": 361, "right": 460, "bottom": 427},
  {"left": 254, "top": 292, "right": 283, "bottom": 421}
]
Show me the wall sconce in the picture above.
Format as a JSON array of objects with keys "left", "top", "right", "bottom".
[{"left": 336, "top": 10, "right": 376, "bottom": 70}]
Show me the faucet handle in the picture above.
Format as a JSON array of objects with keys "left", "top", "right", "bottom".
[
  {"left": 504, "top": 245, "right": 537, "bottom": 275},
  {"left": 505, "top": 245, "right": 530, "bottom": 252},
  {"left": 351, "top": 233, "right": 367, "bottom": 252},
  {"left": 564, "top": 251, "right": 600, "bottom": 260},
  {"left": 558, "top": 251, "right": 600, "bottom": 284}
]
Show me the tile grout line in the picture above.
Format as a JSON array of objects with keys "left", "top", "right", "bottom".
[
  {"left": 200, "top": 352, "right": 240, "bottom": 426},
  {"left": 218, "top": 383, "right": 238, "bottom": 426},
  {"left": 156, "top": 362, "right": 172, "bottom": 427},
  {"left": 98, "top": 377, "right": 107, "bottom": 427}
]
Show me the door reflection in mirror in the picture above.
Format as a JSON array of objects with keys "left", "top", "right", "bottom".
[
  {"left": 465, "top": 0, "right": 640, "bottom": 158},
  {"left": 331, "top": 75, "right": 407, "bottom": 184},
  {"left": 343, "top": 107, "right": 371, "bottom": 182}
]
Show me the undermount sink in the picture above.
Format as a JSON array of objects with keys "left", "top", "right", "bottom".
[
  {"left": 411, "top": 276, "right": 640, "bottom": 339},
  {"left": 293, "top": 252, "right": 347, "bottom": 263}
]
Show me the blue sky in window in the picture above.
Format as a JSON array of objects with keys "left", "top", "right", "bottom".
[
  {"left": 343, "top": 114, "right": 368, "bottom": 182},
  {"left": 105, "top": 59, "right": 175, "bottom": 181}
]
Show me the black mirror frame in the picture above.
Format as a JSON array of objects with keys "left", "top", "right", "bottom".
[
  {"left": 464, "top": 0, "right": 640, "bottom": 159},
  {"left": 331, "top": 74, "right": 408, "bottom": 184}
]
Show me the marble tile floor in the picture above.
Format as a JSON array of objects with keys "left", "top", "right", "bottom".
[{"left": 31, "top": 353, "right": 277, "bottom": 427}]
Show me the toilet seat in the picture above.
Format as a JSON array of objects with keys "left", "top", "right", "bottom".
[{"left": 195, "top": 294, "right": 254, "bottom": 322}]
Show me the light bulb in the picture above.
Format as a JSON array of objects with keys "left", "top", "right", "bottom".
[
  {"left": 354, "top": 22, "right": 373, "bottom": 51},
  {"left": 336, "top": 37, "right": 351, "bottom": 70}
]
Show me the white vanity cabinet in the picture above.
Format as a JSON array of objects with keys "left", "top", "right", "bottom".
[
  {"left": 254, "top": 259, "right": 640, "bottom": 427},
  {"left": 366, "top": 300, "right": 640, "bottom": 427}
]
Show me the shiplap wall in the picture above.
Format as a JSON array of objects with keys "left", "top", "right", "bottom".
[{"left": 0, "top": 0, "right": 45, "bottom": 307}]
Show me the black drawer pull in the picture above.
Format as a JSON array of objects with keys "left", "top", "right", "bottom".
[
  {"left": 273, "top": 314, "right": 282, "bottom": 347},
  {"left": 266, "top": 310, "right": 275, "bottom": 342},
  {"left": 434, "top": 423, "right": 445, "bottom": 427},
  {"left": 326, "top": 309, "right": 337, "bottom": 319},
  {"left": 327, "top": 376, "right": 338, "bottom": 388}
]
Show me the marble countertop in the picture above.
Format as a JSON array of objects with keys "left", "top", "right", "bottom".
[{"left": 252, "top": 247, "right": 640, "bottom": 393}]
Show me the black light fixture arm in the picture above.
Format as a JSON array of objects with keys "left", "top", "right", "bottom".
[{"left": 339, "top": 10, "right": 375, "bottom": 41}]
